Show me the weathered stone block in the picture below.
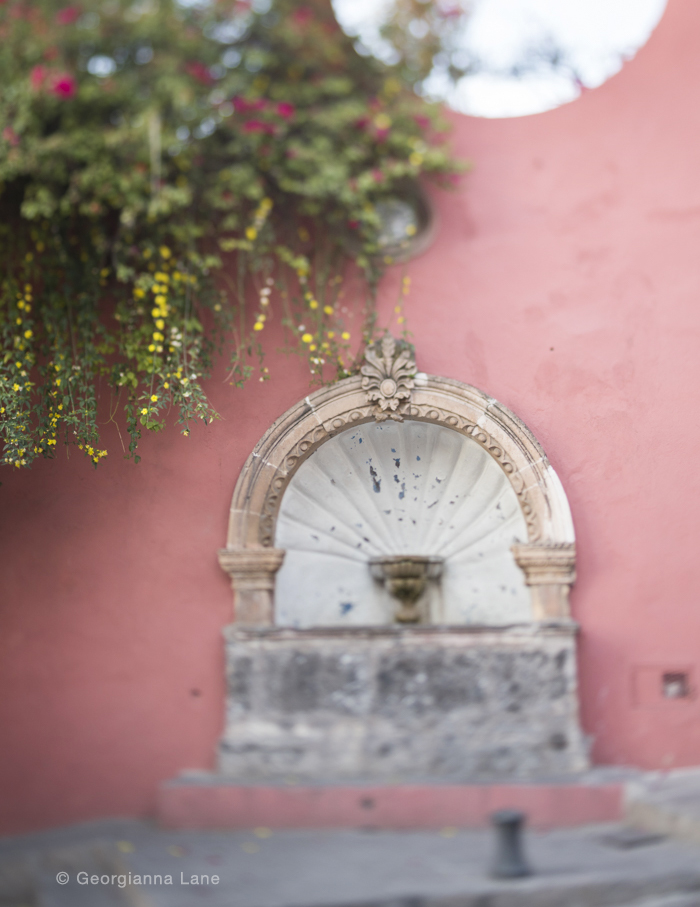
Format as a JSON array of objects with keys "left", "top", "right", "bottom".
[{"left": 219, "top": 624, "right": 588, "bottom": 780}]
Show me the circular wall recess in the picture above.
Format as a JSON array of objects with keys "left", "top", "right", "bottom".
[{"left": 333, "top": 0, "right": 667, "bottom": 118}]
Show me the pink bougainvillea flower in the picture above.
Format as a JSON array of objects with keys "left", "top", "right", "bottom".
[
  {"left": 375, "top": 128, "right": 389, "bottom": 142},
  {"left": 30, "top": 65, "right": 47, "bottom": 90},
  {"left": 354, "top": 116, "right": 369, "bottom": 130},
  {"left": 2, "top": 127, "right": 20, "bottom": 147},
  {"left": 243, "top": 120, "right": 275, "bottom": 135},
  {"left": 413, "top": 114, "right": 431, "bottom": 129},
  {"left": 184, "top": 61, "right": 213, "bottom": 85},
  {"left": 51, "top": 74, "right": 77, "bottom": 98},
  {"left": 371, "top": 169, "right": 384, "bottom": 182},
  {"left": 276, "top": 102, "right": 295, "bottom": 119},
  {"left": 233, "top": 96, "right": 267, "bottom": 113},
  {"left": 348, "top": 219, "right": 359, "bottom": 230},
  {"left": 56, "top": 6, "right": 81, "bottom": 25},
  {"left": 292, "top": 6, "right": 313, "bottom": 25}
]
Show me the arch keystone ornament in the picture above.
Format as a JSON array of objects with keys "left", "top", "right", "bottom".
[
  {"left": 216, "top": 336, "right": 587, "bottom": 781},
  {"left": 360, "top": 334, "right": 417, "bottom": 421}
]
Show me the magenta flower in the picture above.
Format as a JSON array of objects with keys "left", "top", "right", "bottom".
[
  {"left": 51, "top": 74, "right": 77, "bottom": 98},
  {"left": 185, "top": 61, "right": 213, "bottom": 85},
  {"left": 276, "top": 102, "right": 295, "bottom": 119},
  {"left": 2, "top": 127, "right": 20, "bottom": 147},
  {"left": 233, "top": 96, "right": 267, "bottom": 113},
  {"left": 292, "top": 6, "right": 313, "bottom": 25},
  {"left": 30, "top": 65, "right": 47, "bottom": 90},
  {"left": 243, "top": 120, "right": 275, "bottom": 135},
  {"left": 56, "top": 6, "right": 81, "bottom": 25}
]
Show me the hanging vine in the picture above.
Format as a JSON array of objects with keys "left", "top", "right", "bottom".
[{"left": 0, "top": 0, "right": 463, "bottom": 469}]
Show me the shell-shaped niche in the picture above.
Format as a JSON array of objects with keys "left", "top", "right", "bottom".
[{"left": 274, "top": 420, "right": 531, "bottom": 627}]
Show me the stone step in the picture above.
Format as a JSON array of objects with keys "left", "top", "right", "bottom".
[
  {"left": 626, "top": 769, "right": 700, "bottom": 846},
  {"left": 158, "top": 770, "right": 631, "bottom": 830}
]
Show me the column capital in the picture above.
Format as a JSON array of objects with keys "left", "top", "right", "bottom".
[
  {"left": 511, "top": 543, "right": 576, "bottom": 620},
  {"left": 218, "top": 547, "right": 285, "bottom": 625}
]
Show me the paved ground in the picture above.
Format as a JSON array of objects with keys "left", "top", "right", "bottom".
[
  {"left": 627, "top": 768, "right": 700, "bottom": 847},
  {"left": 2, "top": 819, "right": 700, "bottom": 907}
]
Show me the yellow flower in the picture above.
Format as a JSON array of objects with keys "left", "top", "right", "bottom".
[
  {"left": 405, "top": 224, "right": 417, "bottom": 236},
  {"left": 341, "top": 332, "right": 350, "bottom": 340},
  {"left": 309, "top": 344, "right": 317, "bottom": 351},
  {"left": 323, "top": 306, "right": 333, "bottom": 315},
  {"left": 409, "top": 152, "right": 424, "bottom": 167},
  {"left": 134, "top": 288, "right": 145, "bottom": 299},
  {"left": 151, "top": 395, "right": 158, "bottom": 402},
  {"left": 246, "top": 227, "right": 258, "bottom": 241},
  {"left": 155, "top": 295, "right": 166, "bottom": 306},
  {"left": 12, "top": 383, "right": 20, "bottom": 392},
  {"left": 397, "top": 316, "right": 405, "bottom": 324},
  {"left": 163, "top": 382, "right": 169, "bottom": 389},
  {"left": 153, "top": 332, "right": 164, "bottom": 342},
  {"left": 154, "top": 272, "right": 169, "bottom": 283},
  {"left": 309, "top": 300, "right": 318, "bottom": 309},
  {"left": 155, "top": 319, "right": 165, "bottom": 330},
  {"left": 301, "top": 333, "right": 313, "bottom": 344},
  {"left": 253, "top": 322, "right": 264, "bottom": 331},
  {"left": 148, "top": 344, "right": 155, "bottom": 352},
  {"left": 374, "top": 113, "right": 391, "bottom": 129},
  {"left": 327, "top": 331, "right": 335, "bottom": 339},
  {"left": 24, "top": 330, "right": 32, "bottom": 339},
  {"left": 151, "top": 307, "right": 160, "bottom": 317},
  {"left": 159, "top": 246, "right": 172, "bottom": 259},
  {"left": 141, "top": 408, "right": 148, "bottom": 415}
]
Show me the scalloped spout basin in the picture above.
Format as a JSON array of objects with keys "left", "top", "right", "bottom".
[{"left": 370, "top": 555, "right": 444, "bottom": 623}]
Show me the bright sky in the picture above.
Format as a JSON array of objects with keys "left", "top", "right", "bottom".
[{"left": 331, "top": 0, "right": 667, "bottom": 117}]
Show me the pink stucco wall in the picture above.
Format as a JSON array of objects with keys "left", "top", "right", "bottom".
[{"left": 2, "top": 0, "right": 700, "bottom": 836}]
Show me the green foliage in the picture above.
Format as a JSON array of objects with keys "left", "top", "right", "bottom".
[{"left": 0, "top": 0, "right": 462, "bottom": 471}]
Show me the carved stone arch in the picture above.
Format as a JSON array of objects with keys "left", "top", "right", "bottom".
[{"left": 219, "top": 340, "right": 576, "bottom": 625}]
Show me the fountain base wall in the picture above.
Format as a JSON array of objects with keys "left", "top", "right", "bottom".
[{"left": 218, "top": 623, "right": 588, "bottom": 780}]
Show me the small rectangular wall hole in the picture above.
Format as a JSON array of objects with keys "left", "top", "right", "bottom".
[
  {"left": 632, "top": 666, "right": 695, "bottom": 707},
  {"left": 662, "top": 672, "right": 690, "bottom": 699}
]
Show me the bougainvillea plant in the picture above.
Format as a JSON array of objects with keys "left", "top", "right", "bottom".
[{"left": 0, "top": 0, "right": 462, "bottom": 470}]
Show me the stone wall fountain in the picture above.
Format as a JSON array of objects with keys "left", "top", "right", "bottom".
[{"left": 217, "top": 336, "right": 585, "bottom": 781}]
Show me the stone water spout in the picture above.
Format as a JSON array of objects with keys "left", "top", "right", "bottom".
[{"left": 369, "top": 555, "right": 444, "bottom": 623}]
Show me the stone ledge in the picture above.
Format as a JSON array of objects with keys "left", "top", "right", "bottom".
[
  {"left": 156, "top": 775, "right": 624, "bottom": 830},
  {"left": 224, "top": 621, "right": 580, "bottom": 642}
]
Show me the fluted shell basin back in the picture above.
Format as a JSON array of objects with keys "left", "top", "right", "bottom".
[{"left": 274, "top": 420, "right": 531, "bottom": 627}]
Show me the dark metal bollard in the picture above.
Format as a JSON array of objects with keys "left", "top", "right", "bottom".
[{"left": 491, "top": 809, "right": 532, "bottom": 879}]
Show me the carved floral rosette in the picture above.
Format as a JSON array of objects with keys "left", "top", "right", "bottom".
[{"left": 360, "top": 334, "right": 417, "bottom": 421}]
